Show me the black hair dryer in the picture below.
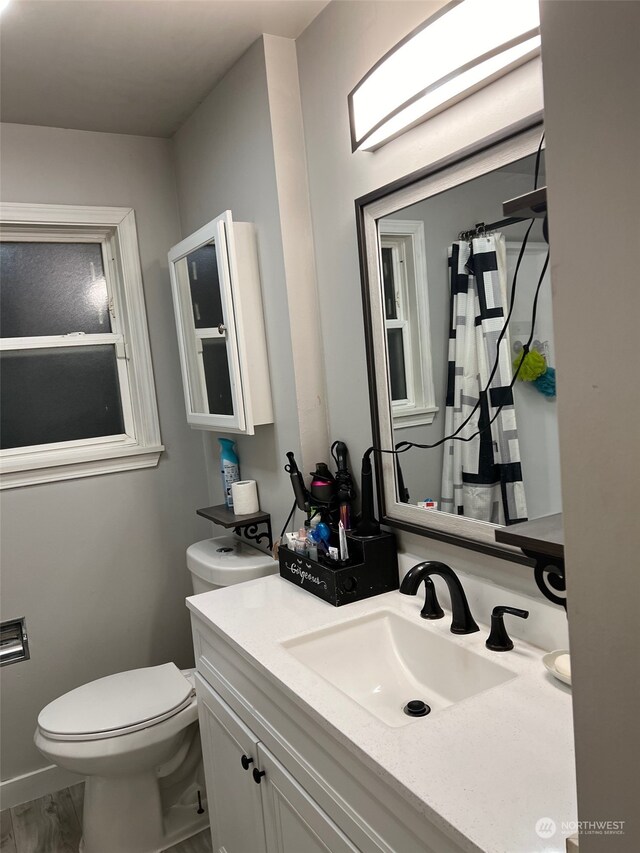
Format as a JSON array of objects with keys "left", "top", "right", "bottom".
[{"left": 333, "top": 441, "right": 355, "bottom": 529}]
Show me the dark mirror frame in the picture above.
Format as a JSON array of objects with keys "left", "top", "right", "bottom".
[{"left": 355, "top": 118, "right": 545, "bottom": 565}]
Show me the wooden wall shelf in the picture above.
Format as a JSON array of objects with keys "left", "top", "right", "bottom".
[
  {"left": 197, "top": 504, "right": 272, "bottom": 550},
  {"left": 495, "top": 513, "right": 563, "bottom": 559}
]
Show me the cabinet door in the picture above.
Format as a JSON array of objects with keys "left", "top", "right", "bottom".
[
  {"left": 257, "top": 743, "right": 359, "bottom": 853},
  {"left": 195, "top": 673, "right": 267, "bottom": 853},
  {"left": 169, "top": 211, "right": 246, "bottom": 432}
]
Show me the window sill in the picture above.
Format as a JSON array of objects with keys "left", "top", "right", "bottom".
[
  {"left": 392, "top": 406, "right": 439, "bottom": 429},
  {"left": 0, "top": 444, "right": 164, "bottom": 489}
]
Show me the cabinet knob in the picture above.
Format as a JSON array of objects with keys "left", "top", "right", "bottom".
[
  {"left": 218, "top": 323, "right": 226, "bottom": 335},
  {"left": 240, "top": 754, "right": 254, "bottom": 770},
  {"left": 252, "top": 767, "right": 266, "bottom": 784}
]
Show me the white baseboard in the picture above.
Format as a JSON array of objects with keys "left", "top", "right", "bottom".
[{"left": 0, "top": 764, "right": 83, "bottom": 809}]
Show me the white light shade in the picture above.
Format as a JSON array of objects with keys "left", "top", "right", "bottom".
[
  {"left": 349, "top": 0, "right": 541, "bottom": 152},
  {"left": 0, "top": 0, "right": 11, "bottom": 12}
]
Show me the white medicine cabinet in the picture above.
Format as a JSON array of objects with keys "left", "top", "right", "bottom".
[{"left": 168, "top": 211, "right": 272, "bottom": 434}]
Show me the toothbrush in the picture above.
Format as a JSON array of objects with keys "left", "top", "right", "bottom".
[{"left": 339, "top": 520, "right": 349, "bottom": 563}]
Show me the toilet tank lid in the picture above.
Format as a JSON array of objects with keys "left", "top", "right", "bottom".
[
  {"left": 186, "top": 535, "right": 275, "bottom": 586},
  {"left": 37, "top": 663, "right": 194, "bottom": 741}
]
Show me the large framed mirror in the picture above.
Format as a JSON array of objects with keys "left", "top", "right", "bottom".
[{"left": 357, "top": 123, "right": 560, "bottom": 561}]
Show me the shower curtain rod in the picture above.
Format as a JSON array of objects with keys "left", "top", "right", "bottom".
[{"left": 458, "top": 216, "right": 525, "bottom": 241}]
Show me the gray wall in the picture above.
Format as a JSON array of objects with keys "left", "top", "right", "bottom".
[
  {"left": 171, "top": 37, "right": 303, "bottom": 537},
  {"left": 0, "top": 123, "right": 211, "bottom": 782},
  {"left": 296, "top": 0, "right": 544, "bottom": 583},
  {"left": 541, "top": 2, "right": 640, "bottom": 849}
]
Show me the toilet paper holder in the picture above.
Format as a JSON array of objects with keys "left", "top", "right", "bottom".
[{"left": 1, "top": 617, "right": 30, "bottom": 667}]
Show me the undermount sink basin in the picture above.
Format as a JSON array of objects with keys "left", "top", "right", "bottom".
[{"left": 282, "top": 609, "right": 516, "bottom": 727}]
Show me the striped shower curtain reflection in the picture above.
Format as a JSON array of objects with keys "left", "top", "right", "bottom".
[{"left": 441, "top": 234, "right": 527, "bottom": 525}]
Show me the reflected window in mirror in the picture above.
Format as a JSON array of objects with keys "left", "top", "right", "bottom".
[
  {"left": 187, "top": 243, "right": 223, "bottom": 330},
  {"left": 182, "top": 241, "right": 234, "bottom": 418},
  {"left": 379, "top": 220, "right": 438, "bottom": 429}
]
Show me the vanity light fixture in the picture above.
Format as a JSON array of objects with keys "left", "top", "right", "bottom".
[{"left": 349, "top": 0, "right": 541, "bottom": 152}]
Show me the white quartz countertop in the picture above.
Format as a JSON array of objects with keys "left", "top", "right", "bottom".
[{"left": 187, "top": 575, "right": 576, "bottom": 853}]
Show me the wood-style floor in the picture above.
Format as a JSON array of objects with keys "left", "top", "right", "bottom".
[{"left": 0, "top": 785, "right": 212, "bottom": 853}]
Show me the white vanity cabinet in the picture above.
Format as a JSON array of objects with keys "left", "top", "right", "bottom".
[
  {"left": 196, "top": 673, "right": 358, "bottom": 853},
  {"left": 190, "top": 610, "right": 469, "bottom": 853},
  {"left": 196, "top": 673, "right": 266, "bottom": 853},
  {"left": 168, "top": 211, "right": 273, "bottom": 434},
  {"left": 258, "top": 742, "right": 359, "bottom": 853}
]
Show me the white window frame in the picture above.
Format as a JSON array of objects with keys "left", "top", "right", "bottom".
[
  {"left": 378, "top": 219, "right": 438, "bottom": 428},
  {"left": 0, "top": 203, "right": 164, "bottom": 489}
]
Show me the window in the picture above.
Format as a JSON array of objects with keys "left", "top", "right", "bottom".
[
  {"left": 0, "top": 203, "right": 163, "bottom": 488},
  {"left": 379, "top": 219, "right": 437, "bottom": 428}
]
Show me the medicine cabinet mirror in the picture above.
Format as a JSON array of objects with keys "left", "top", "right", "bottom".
[
  {"left": 357, "top": 125, "right": 561, "bottom": 559},
  {"left": 168, "top": 211, "right": 272, "bottom": 435}
]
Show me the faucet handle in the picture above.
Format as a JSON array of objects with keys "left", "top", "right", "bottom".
[
  {"left": 420, "top": 578, "right": 445, "bottom": 620},
  {"left": 485, "top": 606, "right": 529, "bottom": 652}
]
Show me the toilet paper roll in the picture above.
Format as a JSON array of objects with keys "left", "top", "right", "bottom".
[{"left": 231, "top": 480, "right": 259, "bottom": 515}]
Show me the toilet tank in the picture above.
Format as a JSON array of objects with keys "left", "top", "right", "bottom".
[{"left": 186, "top": 535, "right": 276, "bottom": 594}]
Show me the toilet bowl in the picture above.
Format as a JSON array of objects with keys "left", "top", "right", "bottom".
[
  {"left": 35, "top": 665, "right": 203, "bottom": 853},
  {"left": 34, "top": 535, "right": 276, "bottom": 853}
]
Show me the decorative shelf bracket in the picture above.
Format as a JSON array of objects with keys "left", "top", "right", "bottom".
[
  {"left": 232, "top": 520, "right": 273, "bottom": 550},
  {"left": 196, "top": 504, "right": 273, "bottom": 551},
  {"left": 525, "top": 551, "right": 566, "bottom": 610}
]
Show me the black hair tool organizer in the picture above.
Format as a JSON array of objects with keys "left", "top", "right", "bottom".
[{"left": 278, "top": 530, "right": 398, "bottom": 607}]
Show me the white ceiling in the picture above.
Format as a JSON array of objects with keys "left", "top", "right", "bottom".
[{"left": 0, "top": 0, "right": 328, "bottom": 137}]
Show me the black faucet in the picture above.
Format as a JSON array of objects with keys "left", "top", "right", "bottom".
[{"left": 399, "top": 561, "right": 479, "bottom": 634}]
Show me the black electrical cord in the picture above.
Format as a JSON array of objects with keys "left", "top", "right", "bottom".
[
  {"left": 404, "top": 245, "right": 549, "bottom": 451},
  {"left": 435, "top": 248, "right": 550, "bottom": 448},
  {"left": 369, "top": 248, "right": 550, "bottom": 471},
  {"left": 395, "top": 216, "right": 535, "bottom": 454},
  {"left": 371, "top": 248, "right": 550, "bottom": 464},
  {"left": 364, "top": 131, "right": 547, "bottom": 465},
  {"left": 279, "top": 500, "right": 297, "bottom": 542},
  {"left": 534, "top": 132, "right": 545, "bottom": 190}
]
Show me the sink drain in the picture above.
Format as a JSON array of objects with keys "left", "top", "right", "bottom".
[{"left": 403, "top": 699, "right": 431, "bottom": 717}]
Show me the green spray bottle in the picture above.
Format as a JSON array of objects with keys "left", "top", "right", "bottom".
[{"left": 218, "top": 438, "right": 240, "bottom": 510}]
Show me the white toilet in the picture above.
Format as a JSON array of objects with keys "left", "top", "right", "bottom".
[{"left": 34, "top": 535, "right": 276, "bottom": 853}]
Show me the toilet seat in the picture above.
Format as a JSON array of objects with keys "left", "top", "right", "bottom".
[{"left": 38, "top": 663, "right": 195, "bottom": 742}]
